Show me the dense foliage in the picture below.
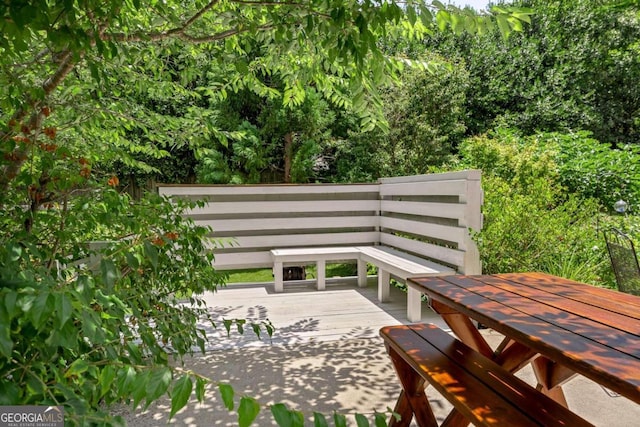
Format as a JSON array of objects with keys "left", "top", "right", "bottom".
[
  {"left": 428, "top": 0, "right": 640, "bottom": 146},
  {"left": 0, "top": 188, "right": 228, "bottom": 423},
  {"left": 455, "top": 131, "right": 611, "bottom": 286},
  {"left": 332, "top": 53, "right": 469, "bottom": 181}
]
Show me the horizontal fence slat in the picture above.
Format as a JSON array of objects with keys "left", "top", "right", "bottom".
[
  {"left": 379, "top": 217, "right": 466, "bottom": 244},
  {"left": 379, "top": 180, "right": 467, "bottom": 197},
  {"left": 378, "top": 169, "right": 480, "bottom": 184},
  {"left": 208, "top": 232, "right": 380, "bottom": 251},
  {"left": 380, "top": 200, "right": 465, "bottom": 221},
  {"left": 199, "top": 216, "right": 379, "bottom": 233},
  {"left": 186, "top": 200, "right": 380, "bottom": 216},
  {"left": 212, "top": 251, "right": 273, "bottom": 269},
  {"left": 159, "top": 183, "right": 380, "bottom": 196},
  {"left": 380, "top": 233, "right": 465, "bottom": 268}
]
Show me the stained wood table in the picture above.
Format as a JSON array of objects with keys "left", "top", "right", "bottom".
[{"left": 407, "top": 272, "right": 640, "bottom": 407}]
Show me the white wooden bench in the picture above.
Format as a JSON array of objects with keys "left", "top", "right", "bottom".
[
  {"left": 270, "top": 246, "right": 454, "bottom": 296},
  {"left": 356, "top": 246, "right": 455, "bottom": 304},
  {"left": 158, "top": 170, "right": 483, "bottom": 322},
  {"left": 271, "top": 247, "right": 365, "bottom": 292}
]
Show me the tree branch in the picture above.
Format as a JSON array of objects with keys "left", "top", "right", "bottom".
[{"left": 0, "top": 50, "right": 80, "bottom": 192}]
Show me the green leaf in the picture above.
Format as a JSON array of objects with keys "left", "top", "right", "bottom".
[
  {"left": 313, "top": 412, "right": 329, "bottom": 427},
  {"left": 127, "top": 341, "right": 143, "bottom": 364},
  {"left": 3, "top": 291, "right": 17, "bottom": 318},
  {"left": 132, "top": 369, "right": 150, "bottom": 409},
  {"left": 99, "top": 365, "right": 117, "bottom": 399},
  {"left": 125, "top": 251, "right": 140, "bottom": 269},
  {"left": 219, "top": 383, "right": 235, "bottom": 411},
  {"left": 144, "top": 240, "right": 159, "bottom": 270},
  {"left": 251, "top": 323, "right": 261, "bottom": 340},
  {"left": 355, "top": 413, "right": 369, "bottom": 427},
  {"left": 0, "top": 304, "right": 13, "bottom": 358},
  {"left": 117, "top": 366, "right": 137, "bottom": 395},
  {"left": 496, "top": 15, "right": 511, "bottom": 38},
  {"left": 432, "top": 0, "right": 446, "bottom": 9},
  {"left": 31, "top": 291, "right": 52, "bottom": 328},
  {"left": 74, "top": 275, "right": 92, "bottom": 304},
  {"left": 7, "top": 243, "right": 22, "bottom": 261},
  {"left": 334, "top": 412, "right": 347, "bottom": 427},
  {"left": 407, "top": 6, "right": 417, "bottom": 26},
  {"left": 195, "top": 377, "right": 207, "bottom": 402},
  {"left": 271, "top": 404, "right": 303, "bottom": 427},
  {"left": 291, "top": 411, "right": 305, "bottom": 427},
  {"left": 81, "top": 310, "right": 105, "bottom": 343},
  {"left": 236, "top": 319, "right": 246, "bottom": 334},
  {"left": 170, "top": 375, "right": 193, "bottom": 419},
  {"left": 100, "top": 258, "right": 119, "bottom": 289},
  {"left": 235, "top": 61, "right": 249, "bottom": 74},
  {"left": 146, "top": 367, "right": 172, "bottom": 406},
  {"left": 65, "top": 359, "right": 89, "bottom": 378},
  {"left": 223, "top": 319, "right": 233, "bottom": 336},
  {"left": 0, "top": 381, "right": 20, "bottom": 404},
  {"left": 56, "top": 292, "right": 73, "bottom": 326},
  {"left": 374, "top": 412, "right": 387, "bottom": 427},
  {"left": 419, "top": 5, "right": 434, "bottom": 27},
  {"left": 436, "top": 10, "right": 450, "bottom": 32},
  {"left": 238, "top": 396, "right": 260, "bottom": 427},
  {"left": 271, "top": 403, "right": 291, "bottom": 427}
]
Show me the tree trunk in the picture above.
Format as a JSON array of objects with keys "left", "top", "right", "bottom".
[{"left": 284, "top": 131, "right": 293, "bottom": 183}]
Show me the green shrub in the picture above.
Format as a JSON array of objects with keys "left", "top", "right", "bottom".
[
  {"left": 534, "top": 132, "right": 640, "bottom": 213},
  {"left": 458, "top": 132, "right": 611, "bottom": 287},
  {"left": 477, "top": 175, "right": 608, "bottom": 285}
]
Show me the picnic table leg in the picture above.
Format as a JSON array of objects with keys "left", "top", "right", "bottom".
[
  {"left": 386, "top": 346, "right": 438, "bottom": 427},
  {"left": 316, "top": 260, "right": 326, "bottom": 290},
  {"left": 274, "top": 261, "right": 284, "bottom": 292},
  {"left": 432, "top": 300, "right": 538, "bottom": 371}
]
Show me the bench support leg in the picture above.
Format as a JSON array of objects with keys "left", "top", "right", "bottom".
[
  {"left": 378, "top": 269, "right": 390, "bottom": 302},
  {"left": 357, "top": 259, "right": 367, "bottom": 287},
  {"left": 407, "top": 286, "right": 422, "bottom": 322},
  {"left": 274, "top": 261, "right": 284, "bottom": 292},
  {"left": 316, "top": 260, "right": 326, "bottom": 291},
  {"left": 387, "top": 346, "right": 438, "bottom": 427}
]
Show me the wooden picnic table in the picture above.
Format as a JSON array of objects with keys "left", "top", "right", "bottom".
[{"left": 407, "top": 272, "right": 640, "bottom": 407}]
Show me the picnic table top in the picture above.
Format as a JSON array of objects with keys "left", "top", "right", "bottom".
[{"left": 407, "top": 272, "right": 640, "bottom": 405}]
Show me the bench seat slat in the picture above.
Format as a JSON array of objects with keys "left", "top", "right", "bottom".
[
  {"left": 271, "top": 247, "right": 362, "bottom": 263},
  {"left": 381, "top": 324, "right": 593, "bottom": 427},
  {"left": 358, "top": 246, "right": 455, "bottom": 278}
]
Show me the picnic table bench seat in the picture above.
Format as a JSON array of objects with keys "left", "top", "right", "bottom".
[{"left": 380, "top": 323, "right": 594, "bottom": 427}]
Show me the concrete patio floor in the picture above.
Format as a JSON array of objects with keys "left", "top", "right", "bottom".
[{"left": 119, "top": 277, "right": 640, "bottom": 426}]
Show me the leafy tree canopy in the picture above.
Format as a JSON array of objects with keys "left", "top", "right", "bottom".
[{"left": 1, "top": 0, "right": 532, "bottom": 195}]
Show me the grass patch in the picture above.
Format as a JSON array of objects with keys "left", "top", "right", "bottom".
[
  {"left": 223, "top": 263, "right": 358, "bottom": 283},
  {"left": 224, "top": 268, "right": 273, "bottom": 283}
]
